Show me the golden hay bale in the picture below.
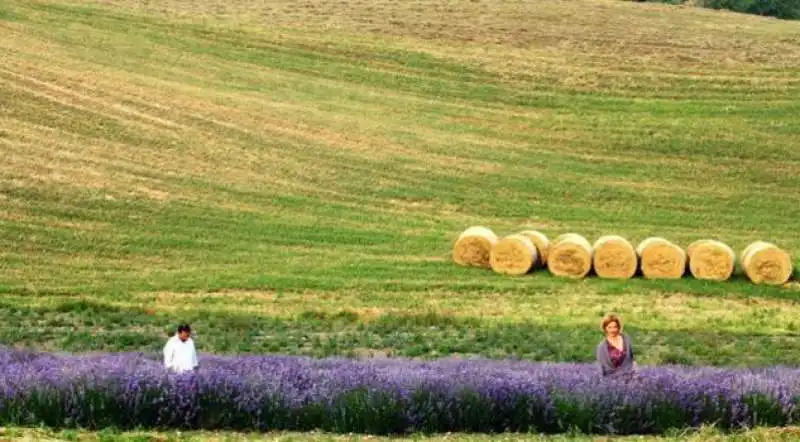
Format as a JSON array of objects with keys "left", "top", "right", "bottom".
[
  {"left": 517, "top": 230, "right": 549, "bottom": 268},
  {"left": 546, "top": 233, "right": 593, "bottom": 279},
  {"left": 740, "top": 241, "right": 793, "bottom": 285},
  {"left": 592, "top": 235, "right": 638, "bottom": 280},
  {"left": 686, "top": 239, "right": 713, "bottom": 260},
  {"left": 740, "top": 241, "right": 761, "bottom": 265},
  {"left": 688, "top": 239, "right": 735, "bottom": 281},
  {"left": 490, "top": 234, "right": 539, "bottom": 276},
  {"left": 553, "top": 233, "right": 576, "bottom": 246},
  {"left": 636, "top": 237, "right": 686, "bottom": 280},
  {"left": 452, "top": 226, "right": 498, "bottom": 269}
]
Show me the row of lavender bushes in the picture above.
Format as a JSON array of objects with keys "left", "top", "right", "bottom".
[{"left": 0, "top": 349, "right": 798, "bottom": 435}]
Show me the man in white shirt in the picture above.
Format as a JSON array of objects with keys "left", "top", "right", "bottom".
[{"left": 163, "top": 323, "right": 199, "bottom": 373}]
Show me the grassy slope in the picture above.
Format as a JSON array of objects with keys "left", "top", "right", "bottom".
[{"left": 1, "top": 0, "right": 800, "bottom": 369}]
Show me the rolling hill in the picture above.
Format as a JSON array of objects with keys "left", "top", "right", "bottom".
[{"left": 1, "top": 0, "right": 800, "bottom": 370}]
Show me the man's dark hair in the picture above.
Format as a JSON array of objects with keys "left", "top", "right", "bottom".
[{"left": 177, "top": 323, "right": 192, "bottom": 334}]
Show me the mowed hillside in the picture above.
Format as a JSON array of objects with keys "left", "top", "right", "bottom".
[{"left": 1, "top": 0, "right": 800, "bottom": 365}]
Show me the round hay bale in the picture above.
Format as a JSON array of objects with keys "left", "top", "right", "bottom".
[
  {"left": 688, "top": 240, "right": 735, "bottom": 281},
  {"left": 636, "top": 237, "right": 686, "bottom": 280},
  {"left": 592, "top": 235, "right": 638, "bottom": 280},
  {"left": 740, "top": 241, "right": 760, "bottom": 264},
  {"left": 452, "top": 226, "right": 498, "bottom": 269},
  {"left": 517, "top": 230, "right": 550, "bottom": 268},
  {"left": 490, "top": 234, "right": 539, "bottom": 276},
  {"left": 686, "top": 239, "right": 713, "bottom": 260},
  {"left": 741, "top": 241, "right": 793, "bottom": 285},
  {"left": 547, "top": 233, "right": 593, "bottom": 279},
  {"left": 553, "top": 233, "right": 577, "bottom": 246}
]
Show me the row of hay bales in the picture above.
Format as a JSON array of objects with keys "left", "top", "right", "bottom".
[{"left": 452, "top": 226, "right": 794, "bottom": 286}]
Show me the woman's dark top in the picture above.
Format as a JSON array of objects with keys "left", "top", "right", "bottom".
[
  {"left": 596, "top": 333, "right": 635, "bottom": 378},
  {"left": 607, "top": 341, "right": 626, "bottom": 368}
]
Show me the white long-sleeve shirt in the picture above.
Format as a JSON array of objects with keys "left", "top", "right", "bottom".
[{"left": 163, "top": 334, "right": 198, "bottom": 373}]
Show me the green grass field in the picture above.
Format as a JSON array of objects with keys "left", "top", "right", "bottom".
[{"left": 2, "top": 0, "right": 800, "bottom": 439}]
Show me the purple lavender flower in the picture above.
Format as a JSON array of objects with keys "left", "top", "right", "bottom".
[{"left": 0, "top": 348, "right": 797, "bottom": 435}]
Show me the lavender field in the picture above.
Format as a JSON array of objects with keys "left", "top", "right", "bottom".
[{"left": 0, "top": 348, "right": 797, "bottom": 435}]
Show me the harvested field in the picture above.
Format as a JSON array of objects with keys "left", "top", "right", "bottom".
[{"left": 1, "top": 0, "right": 800, "bottom": 437}]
